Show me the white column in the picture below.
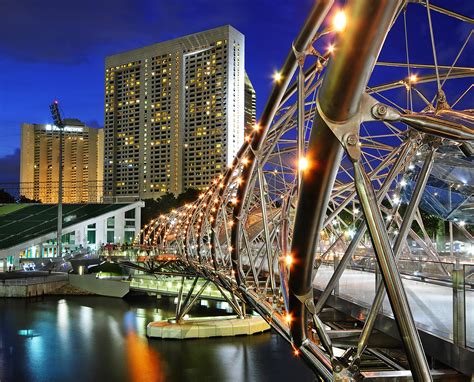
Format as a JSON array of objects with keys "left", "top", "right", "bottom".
[
  {"left": 135, "top": 205, "right": 141, "bottom": 235},
  {"left": 96, "top": 218, "right": 106, "bottom": 247},
  {"left": 115, "top": 211, "right": 125, "bottom": 244}
]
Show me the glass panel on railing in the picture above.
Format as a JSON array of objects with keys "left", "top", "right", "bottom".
[
  {"left": 338, "top": 251, "right": 376, "bottom": 308},
  {"left": 399, "top": 259, "right": 455, "bottom": 341},
  {"left": 465, "top": 264, "right": 474, "bottom": 349}
]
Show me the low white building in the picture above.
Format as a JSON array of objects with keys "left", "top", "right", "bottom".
[{"left": 0, "top": 201, "right": 144, "bottom": 271}]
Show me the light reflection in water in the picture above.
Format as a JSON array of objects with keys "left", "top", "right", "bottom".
[
  {"left": 56, "top": 299, "right": 70, "bottom": 350},
  {"left": 26, "top": 335, "right": 43, "bottom": 369},
  {"left": 124, "top": 311, "right": 165, "bottom": 382},
  {"left": 79, "top": 305, "right": 93, "bottom": 353}
]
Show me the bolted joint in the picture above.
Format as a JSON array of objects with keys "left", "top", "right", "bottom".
[
  {"left": 346, "top": 134, "right": 358, "bottom": 146},
  {"left": 372, "top": 103, "right": 387, "bottom": 118}
]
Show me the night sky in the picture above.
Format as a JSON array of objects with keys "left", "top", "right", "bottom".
[{"left": 0, "top": 0, "right": 472, "bottom": 183}]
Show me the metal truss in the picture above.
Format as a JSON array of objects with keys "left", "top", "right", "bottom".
[{"left": 138, "top": 1, "right": 474, "bottom": 380}]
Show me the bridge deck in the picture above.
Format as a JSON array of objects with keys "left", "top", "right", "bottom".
[{"left": 314, "top": 265, "right": 474, "bottom": 348}]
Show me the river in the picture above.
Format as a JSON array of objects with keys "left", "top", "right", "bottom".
[{"left": 0, "top": 295, "right": 316, "bottom": 381}]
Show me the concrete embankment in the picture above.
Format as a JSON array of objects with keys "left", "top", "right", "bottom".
[
  {"left": 0, "top": 274, "right": 70, "bottom": 297},
  {"left": 147, "top": 315, "right": 270, "bottom": 339}
]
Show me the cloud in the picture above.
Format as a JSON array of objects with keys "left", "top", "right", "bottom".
[{"left": 0, "top": 149, "right": 20, "bottom": 183}]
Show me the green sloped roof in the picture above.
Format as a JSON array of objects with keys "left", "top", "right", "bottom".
[
  {"left": 0, "top": 204, "right": 28, "bottom": 216},
  {"left": 0, "top": 204, "right": 131, "bottom": 250}
]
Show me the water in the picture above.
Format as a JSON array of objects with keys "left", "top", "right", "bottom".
[{"left": 0, "top": 296, "right": 316, "bottom": 381}]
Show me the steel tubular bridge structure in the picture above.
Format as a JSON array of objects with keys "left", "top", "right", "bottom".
[{"left": 137, "top": 1, "right": 474, "bottom": 380}]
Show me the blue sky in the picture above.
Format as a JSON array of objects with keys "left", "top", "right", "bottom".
[{"left": 0, "top": 0, "right": 472, "bottom": 182}]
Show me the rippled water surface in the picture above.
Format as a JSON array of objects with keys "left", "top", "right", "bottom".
[{"left": 0, "top": 296, "right": 316, "bottom": 381}]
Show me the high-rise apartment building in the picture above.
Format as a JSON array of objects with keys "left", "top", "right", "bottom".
[
  {"left": 244, "top": 72, "right": 257, "bottom": 137},
  {"left": 104, "top": 25, "right": 246, "bottom": 200},
  {"left": 20, "top": 119, "right": 104, "bottom": 203}
]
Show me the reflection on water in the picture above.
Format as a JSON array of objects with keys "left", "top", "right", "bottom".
[
  {"left": 0, "top": 296, "right": 315, "bottom": 382},
  {"left": 124, "top": 311, "right": 164, "bottom": 382}
]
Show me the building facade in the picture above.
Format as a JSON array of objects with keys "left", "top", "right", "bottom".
[
  {"left": 104, "top": 25, "right": 246, "bottom": 200},
  {"left": 0, "top": 202, "right": 143, "bottom": 270},
  {"left": 244, "top": 72, "right": 257, "bottom": 137},
  {"left": 20, "top": 119, "right": 104, "bottom": 203}
]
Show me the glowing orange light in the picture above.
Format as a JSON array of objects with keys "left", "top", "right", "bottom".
[
  {"left": 327, "top": 44, "right": 335, "bottom": 54},
  {"left": 285, "top": 313, "right": 292, "bottom": 324},
  {"left": 245, "top": 135, "right": 251, "bottom": 142},
  {"left": 253, "top": 123, "right": 260, "bottom": 131},
  {"left": 293, "top": 348, "right": 300, "bottom": 356},
  {"left": 285, "top": 255, "right": 293, "bottom": 266},
  {"left": 242, "top": 157, "right": 249, "bottom": 165},
  {"left": 231, "top": 197, "right": 238, "bottom": 205},
  {"left": 273, "top": 71, "right": 283, "bottom": 83},
  {"left": 299, "top": 157, "right": 309, "bottom": 171},
  {"left": 409, "top": 74, "right": 418, "bottom": 84},
  {"left": 333, "top": 10, "right": 347, "bottom": 32}
]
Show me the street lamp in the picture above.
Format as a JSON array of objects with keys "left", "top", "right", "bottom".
[{"left": 49, "top": 100, "right": 65, "bottom": 258}]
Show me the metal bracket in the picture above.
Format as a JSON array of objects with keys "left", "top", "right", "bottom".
[
  {"left": 316, "top": 92, "right": 381, "bottom": 161},
  {"left": 292, "top": 43, "right": 306, "bottom": 67}
]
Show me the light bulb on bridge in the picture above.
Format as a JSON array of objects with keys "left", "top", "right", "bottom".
[
  {"left": 333, "top": 10, "right": 347, "bottom": 32},
  {"left": 298, "top": 157, "right": 309, "bottom": 171},
  {"left": 273, "top": 71, "right": 283, "bottom": 83},
  {"left": 409, "top": 74, "right": 418, "bottom": 84}
]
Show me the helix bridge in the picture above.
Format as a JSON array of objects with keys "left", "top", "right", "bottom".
[{"left": 135, "top": 1, "right": 473, "bottom": 380}]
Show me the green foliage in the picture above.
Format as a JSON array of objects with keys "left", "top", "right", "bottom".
[
  {"left": 19, "top": 195, "right": 41, "bottom": 203},
  {"left": 0, "top": 189, "right": 15, "bottom": 203},
  {"left": 141, "top": 188, "right": 200, "bottom": 228}
]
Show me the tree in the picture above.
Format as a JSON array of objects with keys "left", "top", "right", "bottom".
[
  {"left": 141, "top": 189, "right": 200, "bottom": 228},
  {"left": 176, "top": 188, "right": 200, "bottom": 205},
  {"left": 19, "top": 195, "right": 41, "bottom": 203},
  {"left": 0, "top": 189, "right": 15, "bottom": 203}
]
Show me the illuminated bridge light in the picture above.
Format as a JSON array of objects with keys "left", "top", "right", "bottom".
[
  {"left": 273, "top": 71, "right": 282, "bottom": 83},
  {"left": 333, "top": 10, "right": 347, "bottom": 32},
  {"left": 298, "top": 157, "right": 309, "bottom": 171}
]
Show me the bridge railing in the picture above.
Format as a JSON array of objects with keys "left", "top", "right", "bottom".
[{"left": 315, "top": 258, "right": 473, "bottom": 347}]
